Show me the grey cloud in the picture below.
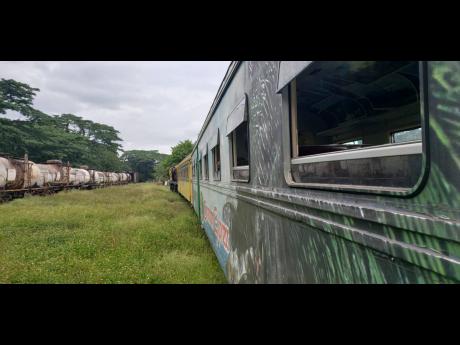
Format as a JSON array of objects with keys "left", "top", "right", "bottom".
[{"left": 0, "top": 61, "right": 229, "bottom": 154}]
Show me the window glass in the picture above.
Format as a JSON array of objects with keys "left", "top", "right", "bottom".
[
  {"left": 294, "top": 61, "right": 420, "bottom": 156},
  {"left": 391, "top": 127, "right": 422, "bottom": 143},
  {"left": 229, "top": 121, "right": 250, "bottom": 182},
  {"left": 212, "top": 144, "right": 221, "bottom": 180},
  {"left": 233, "top": 122, "right": 249, "bottom": 166},
  {"left": 203, "top": 153, "right": 209, "bottom": 180},
  {"left": 289, "top": 61, "right": 423, "bottom": 190},
  {"left": 342, "top": 139, "right": 363, "bottom": 145}
]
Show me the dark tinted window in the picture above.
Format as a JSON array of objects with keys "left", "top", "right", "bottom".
[
  {"left": 212, "top": 144, "right": 221, "bottom": 180},
  {"left": 295, "top": 61, "right": 421, "bottom": 156},
  {"left": 203, "top": 153, "right": 209, "bottom": 180},
  {"left": 233, "top": 122, "right": 249, "bottom": 166}
]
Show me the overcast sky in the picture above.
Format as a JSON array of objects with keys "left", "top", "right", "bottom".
[{"left": 0, "top": 61, "right": 230, "bottom": 154}]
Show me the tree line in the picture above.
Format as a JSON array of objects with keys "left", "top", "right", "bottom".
[{"left": 0, "top": 78, "right": 194, "bottom": 182}]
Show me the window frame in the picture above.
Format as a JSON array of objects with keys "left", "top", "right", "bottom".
[
  {"left": 229, "top": 122, "right": 250, "bottom": 183},
  {"left": 281, "top": 61, "right": 430, "bottom": 196},
  {"left": 203, "top": 147, "right": 209, "bottom": 181},
  {"left": 226, "top": 95, "right": 250, "bottom": 183},
  {"left": 198, "top": 156, "right": 203, "bottom": 181},
  {"left": 212, "top": 143, "right": 221, "bottom": 181}
]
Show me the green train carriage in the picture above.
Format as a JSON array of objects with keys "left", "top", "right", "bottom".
[{"left": 178, "top": 61, "right": 460, "bottom": 283}]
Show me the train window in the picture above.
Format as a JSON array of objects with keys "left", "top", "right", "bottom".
[
  {"left": 212, "top": 145, "right": 221, "bottom": 181},
  {"left": 391, "top": 127, "right": 422, "bottom": 143},
  {"left": 203, "top": 151, "right": 209, "bottom": 180},
  {"left": 283, "top": 61, "right": 425, "bottom": 192},
  {"left": 227, "top": 95, "right": 249, "bottom": 182},
  {"left": 212, "top": 144, "right": 221, "bottom": 181},
  {"left": 209, "top": 130, "right": 221, "bottom": 181},
  {"left": 198, "top": 157, "right": 202, "bottom": 180}
]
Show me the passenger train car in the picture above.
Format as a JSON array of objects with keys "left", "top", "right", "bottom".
[
  {"left": 174, "top": 61, "right": 460, "bottom": 283},
  {"left": 176, "top": 154, "right": 192, "bottom": 202}
]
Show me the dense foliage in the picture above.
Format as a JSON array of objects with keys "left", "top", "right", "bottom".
[
  {"left": 0, "top": 78, "right": 126, "bottom": 171},
  {"left": 121, "top": 150, "right": 168, "bottom": 182},
  {"left": 155, "top": 140, "right": 194, "bottom": 181}
]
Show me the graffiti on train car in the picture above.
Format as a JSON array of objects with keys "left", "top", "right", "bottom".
[
  {"left": 203, "top": 203, "right": 230, "bottom": 252},
  {"left": 177, "top": 61, "right": 460, "bottom": 284},
  {"left": 202, "top": 199, "right": 230, "bottom": 269}
]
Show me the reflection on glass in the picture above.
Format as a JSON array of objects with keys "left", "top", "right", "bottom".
[
  {"left": 392, "top": 127, "right": 422, "bottom": 143},
  {"left": 341, "top": 139, "right": 363, "bottom": 145}
]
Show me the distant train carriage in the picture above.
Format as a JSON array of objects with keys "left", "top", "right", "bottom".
[
  {"left": 174, "top": 61, "right": 460, "bottom": 284},
  {"left": 175, "top": 154, "right": 193, "bottom": 203}
]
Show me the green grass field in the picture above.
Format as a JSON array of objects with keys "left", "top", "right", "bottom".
[{"left": 0, "top": 184, "right": 226, "bottom": 284}]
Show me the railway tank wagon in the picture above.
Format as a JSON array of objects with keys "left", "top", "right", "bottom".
[
  {"left": 183, "top": 61, "right": 460, "bottom": 284},
  {"left": 69, "top": 168, "right": 91, "bottom": 186},
  {"left": 1, "top": 153, "right": 134, "bottom": 202},
  {"left": 0, "top": 155, "right": 42, "bottom": 190},
  {"left": 0, "top": 156, "right": 25, "bottom": 190}
]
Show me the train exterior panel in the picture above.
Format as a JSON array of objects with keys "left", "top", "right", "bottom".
[
  {"left": 176, "top": 154, "right": 193, "bottom": 203},
  {"left": 181, "top": 61, "right": 460, "bottom": 283}
]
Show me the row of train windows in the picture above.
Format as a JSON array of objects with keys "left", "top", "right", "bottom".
[
  {"left": 195, "top": 61, "right": 424, "bottom": 193},
  {"left": 193, "top": 120, "right": 249, "bottom": 183},
  {"left": 179, "top": 165, "right": 189, "bottom": 181}
]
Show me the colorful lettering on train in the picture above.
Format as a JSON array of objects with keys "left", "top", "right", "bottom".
[{"left": 202, "top": 200, "right": 230, "bottom": 270}]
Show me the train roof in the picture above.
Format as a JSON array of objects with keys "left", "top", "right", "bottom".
[
  {"left": 192, "top": 61, "right": 241, "bottom": 154},
  {"left": 175, "top": 153, "right": 192, "bottom": 168}
]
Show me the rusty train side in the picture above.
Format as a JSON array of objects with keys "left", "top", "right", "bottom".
[
  {"left": 174, "top": 61, "right": 460, "bottom": 284},
  {"left": 0, "top": 154, "right": 134, "bottom": 202}
]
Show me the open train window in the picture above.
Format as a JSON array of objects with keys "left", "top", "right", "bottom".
[
  {"left": 203, "top": 149, "right": 209, "bottom": 181},
  {"left": 280, "top": 61, "right": 426, "bottom": 193},
  {"left": 227, "top": 95, "right": 249, "bottom": 182},
  {"left": 209, "top": 130, "right": 221, "bottom": 181},
  {"left": 192, "top": 159, "right": 195, "bottom": 178}
]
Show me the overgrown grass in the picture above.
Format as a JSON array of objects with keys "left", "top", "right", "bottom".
[{"left": 0, "top": 184, "right": 226, "bottom": 284}]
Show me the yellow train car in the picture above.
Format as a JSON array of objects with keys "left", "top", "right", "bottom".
[{"left": 175, "top": 153, "right": 192, "bottom": 203}]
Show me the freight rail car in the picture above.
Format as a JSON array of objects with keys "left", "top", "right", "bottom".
[
  {"left": 174, "top": 61, "right": 460, "bottom": 284},
  {"left": 0, "top": 154, "right": 133, "bottom": 202}
]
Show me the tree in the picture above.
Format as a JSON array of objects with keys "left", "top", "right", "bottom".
[
  {"left": 121, "top": 150, "right": 169, "bottom": 182},
  {"left": 0, "top": 78, "right": 126, "bottom": 171},
  {"left": 155, "top": 140, "right": 194, "bottom": 181},
  {"left": 0, "top": 78, "right": 39, "bottom": 115}
]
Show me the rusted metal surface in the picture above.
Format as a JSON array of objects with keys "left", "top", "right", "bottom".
[{"left": 0, "top": 154, "right": 133, "bottom": 202}]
